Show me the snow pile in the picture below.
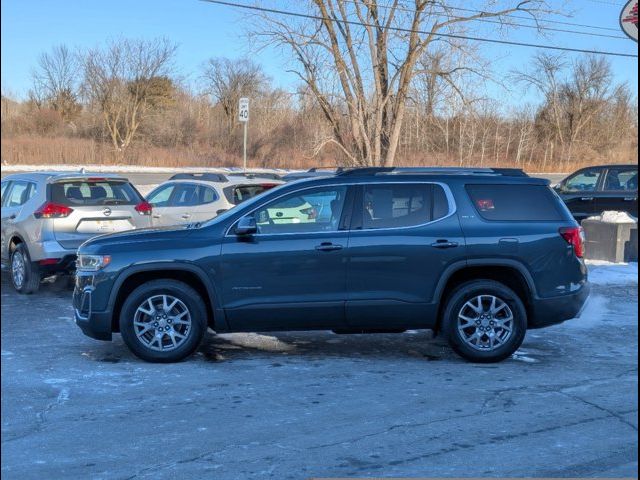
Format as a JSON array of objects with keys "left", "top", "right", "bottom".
[
  {"left": 586, "top": 260, "right": 638, "bottom": 285},
  {"left": 586, "top": 210, "right": 637, "bottom": 224}
]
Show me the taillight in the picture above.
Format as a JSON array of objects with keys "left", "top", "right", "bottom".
[
  {"left": 260, "top": 183, "right": 278, "bottom": 190},
  {"left": 135, "top": 201, "right": 153, "bottom": 215},
  {"left": 559, "top": 226, "right": 585, "bottom": 258},
  {"left": 34, "top": 202, "right": 73, "bottom": 219}
]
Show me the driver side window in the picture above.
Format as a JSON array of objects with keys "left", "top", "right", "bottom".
[
  {"left": 147, "top": 184, "right": 176, "bottom": 207},
  {"left": 251, "top": 186, "right": 348, "bottom": 234},
  {"left": 563, "top": 168, "right": 602, "bottom": 192}
]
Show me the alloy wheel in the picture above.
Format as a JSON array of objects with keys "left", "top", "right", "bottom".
[
  {"left": 457, "top": 295, "right": 514, "bottom": 351},
  {"left": 11, "top": 252, "right": 25, "bottom": 289},
  {"left": 133, "top": 294, "right": 192, "bottom": 352}
]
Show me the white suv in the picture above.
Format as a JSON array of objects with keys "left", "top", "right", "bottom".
[{"left": 145, "top": 172, "right": 283, "bottom": 227}]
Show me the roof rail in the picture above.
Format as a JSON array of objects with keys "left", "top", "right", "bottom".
[
  {"left": 337, "top": 167, "right": 528, "bottom": 177},
  {"left": 308, "top": 167, "right": 345, "bottom": 173},
  {"left": 229, "top": 172, "right": 283, "bottom": 180},
  {"left": 169, "top": 172, "right": 229, "bottom": 182}
]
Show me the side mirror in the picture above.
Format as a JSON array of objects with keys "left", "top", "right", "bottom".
[{"left": 235, "top": 216, "right": 257, "bottom": 235}]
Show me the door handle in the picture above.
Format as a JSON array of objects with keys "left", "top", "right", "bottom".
[
  {"left": 152, "top": 214, "right": 162, "bottom": 219},
  {"left": 580, "top": 197, "right": 594, "bottom": 201},
  {"left": 623, "top": 197, "right": 637, "bottom": 201},
  {"left": 181, "top": 214, "right": 192, "bottom": 219},
  {"left": 431, "top": 240, "right": 459, "bottom": 249},
  {"left": 315, "top": 242, "right": 343, "bottom": 252},
  {"left": 9, "top": 214, "right": 16, "bottom": 220}
]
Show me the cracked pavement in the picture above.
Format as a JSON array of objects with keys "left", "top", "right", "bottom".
[{"left": 1, "top": 269, "right": 637, "bottom": 479}]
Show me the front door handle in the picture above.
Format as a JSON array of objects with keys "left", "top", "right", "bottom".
[
  {"left": 315, "top": 242, "right": 343, "bottom": 252},
  {"left": 580, "top": 197, "right": 594, "bottom": 201},
  {"left": 181, "top": 214, "right": 192, "bottom": 220},
  {"left": 431, "top": 240, "right": 459, "bottom": 249}
]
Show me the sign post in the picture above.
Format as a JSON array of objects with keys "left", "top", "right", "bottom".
[{"left": 239, "top": 97, "right": 250, "bottom": 170}]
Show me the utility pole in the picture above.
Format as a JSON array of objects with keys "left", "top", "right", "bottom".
[{"left": 239, "top": 97, "right": 249, "bottom": 170}]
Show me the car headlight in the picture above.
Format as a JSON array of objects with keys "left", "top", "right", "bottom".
[{"left": 77, "top": 254, "right": 111, "bottom": 271}]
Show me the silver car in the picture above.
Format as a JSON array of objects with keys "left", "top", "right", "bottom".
[
  {"left": 146, "top": 172, "right": 283, "bottom": 227},
  {"left": 1, "top": 172, "right": 152, "bottom": 293}
]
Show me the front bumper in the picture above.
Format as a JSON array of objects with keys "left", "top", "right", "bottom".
[
  {"left": 73, "top": 279, "right": 113, "bottom": 341},
  {"left": 528, "top": 282, "right": 591, "bottom": 329}
]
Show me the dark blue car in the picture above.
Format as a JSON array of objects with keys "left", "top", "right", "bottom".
[{"left": 73, "top": 167, "right": 590, "bottom": 363}]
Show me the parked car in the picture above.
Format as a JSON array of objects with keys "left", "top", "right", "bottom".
[
  {"left": 1, "top": 172, "right": 152, "bottom": 293},
  {"left": 554, "top": 164, "right": 638, "bottom": 221},
  {"left": 145, "top": 173, "right": 283, "bottom": 227},
  {"left": 74, "top": 167, "right": 590, "bottom": 363}
]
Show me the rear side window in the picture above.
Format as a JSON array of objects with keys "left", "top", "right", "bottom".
[
  {"left": 603, "top": 167, "right": 638, "bottom": 191},
  {"left": 362, "top": 183, "right": 449, "bottom": 229},
  {"left": 233, "top": 185, "right": 272, "bottom": 205},
  {"left": 466, "top": 184, "right": 563, "bottom": 221},
  {"left": 50, "top": 181, "right": 141, "bottom": 206},
  {"left": 171, "top": 184, "right": 218, "bottom": 207},
  {"left": 4, "top": 181, "right": 35, "bottom": 207}
]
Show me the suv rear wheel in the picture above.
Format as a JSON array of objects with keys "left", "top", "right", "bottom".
[
  {"left": 10, "top": 244, "right": 40, "bottom": 294},
  {"left": 119, "top": 279, "right": 207, "bottom": 362},
  {"left": 442, "top": 280, "right": 527, "bottom": 363}
]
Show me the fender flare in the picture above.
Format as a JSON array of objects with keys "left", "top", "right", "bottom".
[
  {"left": 107, "top": 261, "right": 227, "bottom": 330},
  {"left": 432, "top": 258, "right": 538, "bottom": 304}
]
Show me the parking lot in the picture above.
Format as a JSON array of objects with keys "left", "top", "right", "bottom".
[{"left": 0, "top": 261, "right": 637, "bottom": 479}]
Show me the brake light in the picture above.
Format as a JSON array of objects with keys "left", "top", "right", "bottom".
[
  {"left": 135, "top": 201, "right": 153, "bottom": 215},
  {"left": 38, "top": 258, "right": 60, "bottom": 266},
  {"left": 559, "top": 226, "right": 585, "bottom": 258},
  {"left": 34, "top": 202, "right": 73, "bottom": 219},
  {"left": 87, "top": 177, "right": 107, "bottom": 182}
]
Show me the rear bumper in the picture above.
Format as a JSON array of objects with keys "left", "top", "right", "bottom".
[
  {"left": 73, "top": 283, "right": 113, "bottom": 341},
  {"left": 528, "top": 282, "right": 591, "bottom": 329}
]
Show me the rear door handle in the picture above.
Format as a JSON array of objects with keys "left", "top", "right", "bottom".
[
  {"left": 580, "top": 197, "right": 594, "bottom": 201},
  {"left": 315, "top": 242, "right": 343, "bottom": 252},
  {"left": 624, "top": 197, "right": 637, "bottom": 201},
  {"left": 431, "top": 240, "right": 459, "bottom": 249},
  {"left": 181, "top": 214, "right": 192, "bottom": 219}
]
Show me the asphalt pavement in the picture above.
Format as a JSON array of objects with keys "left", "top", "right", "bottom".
[{"left": 1, "top": 264, "right": 637, "bottom": 479}]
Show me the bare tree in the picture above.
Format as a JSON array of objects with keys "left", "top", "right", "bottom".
[
  {"left": 201, "top": 58, "right": 269, "bottom": 136},
  {"left": 253, "top": 0, "right": 553, "bottom": 166},
  {"left": 81, "top": 37, "right": 177, "bottom": 151},
  {"left": 30, "top": 45, "right": 81, "bottom": 123}
]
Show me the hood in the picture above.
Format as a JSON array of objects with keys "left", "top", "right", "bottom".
[{"left": 78, "top": 223, "right": 198, "bottom": 254}]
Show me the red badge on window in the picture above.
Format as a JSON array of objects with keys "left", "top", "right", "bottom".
[{"left": 476, "top": 199, "right": 495, "bottom": 210}]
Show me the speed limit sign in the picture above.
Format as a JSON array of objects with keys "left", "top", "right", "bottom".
[{"left": 239, "top": 98, "right": 249, "bottom": 122}]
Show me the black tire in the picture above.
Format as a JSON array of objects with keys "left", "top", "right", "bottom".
[
  {"left": 442, "top": 280, "right": 527, "bottom": 363},
  {"left": 119, "top": 279, "right": 207, "bottom": 363},
  {"left": 10, "top": 244, "right": 40, "bottom": 294}
]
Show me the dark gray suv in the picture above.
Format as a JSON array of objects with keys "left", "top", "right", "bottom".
[{"left": 73, "top": 167, "right": 590, "bottom": 363}]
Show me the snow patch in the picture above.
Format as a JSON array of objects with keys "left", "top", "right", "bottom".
[
  {"left": 586, "top": 210, "right": 638, "bottom": 224},
  {"left": 587, "top": 261, "right": 638, "bottom": 285},
  {"left": 2, "top": 164, "right": 294, "bottom": 173}
]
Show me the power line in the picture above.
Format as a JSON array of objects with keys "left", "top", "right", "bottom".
[
  {"left": 200, "top": 0, "right": 639, "bottom": 58},
  {"left": 335, "top": 0, "right": 628, "bottom": 40}
]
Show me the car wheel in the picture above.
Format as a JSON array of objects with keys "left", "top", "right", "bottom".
[
  {"left": 10, "top": 244, "right": 40, "bottom": 294},
  {"left": 442, "top": 280, "right": 527, "bottom": 363},
  {"left": 119, "top": 279, "right": 207, "bottom": 363}
]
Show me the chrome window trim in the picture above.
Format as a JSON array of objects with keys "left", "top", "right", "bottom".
[{"left": 225, "top": 181, "right": 457, "bottom": 237}]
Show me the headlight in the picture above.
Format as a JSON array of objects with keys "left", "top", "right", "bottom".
[{"left": 77, "top": 254, "right": 111, "bottom": 271}]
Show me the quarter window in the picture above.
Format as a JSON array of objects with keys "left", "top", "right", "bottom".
[
  {"left": 466, "top": 184, "right": 563, "bottom": 221},
  {"left": 251, "top": 186, "right": 347, "bottom": 234}
]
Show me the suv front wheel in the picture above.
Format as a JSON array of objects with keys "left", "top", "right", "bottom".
[
  {"left": 119, "top": 279, "right": 207, "bottom": 362},
  {"left": 443, "top": 280, "right": 527, "bottom": 363}
]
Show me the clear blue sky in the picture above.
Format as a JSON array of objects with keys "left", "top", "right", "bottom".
[{"left": 1, "top": 0, "right": 638, "bottom": 104}]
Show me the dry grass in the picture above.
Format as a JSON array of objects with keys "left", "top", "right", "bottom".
[{"left": 1, "top": 135, "right": 636, "bottom": 173}]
